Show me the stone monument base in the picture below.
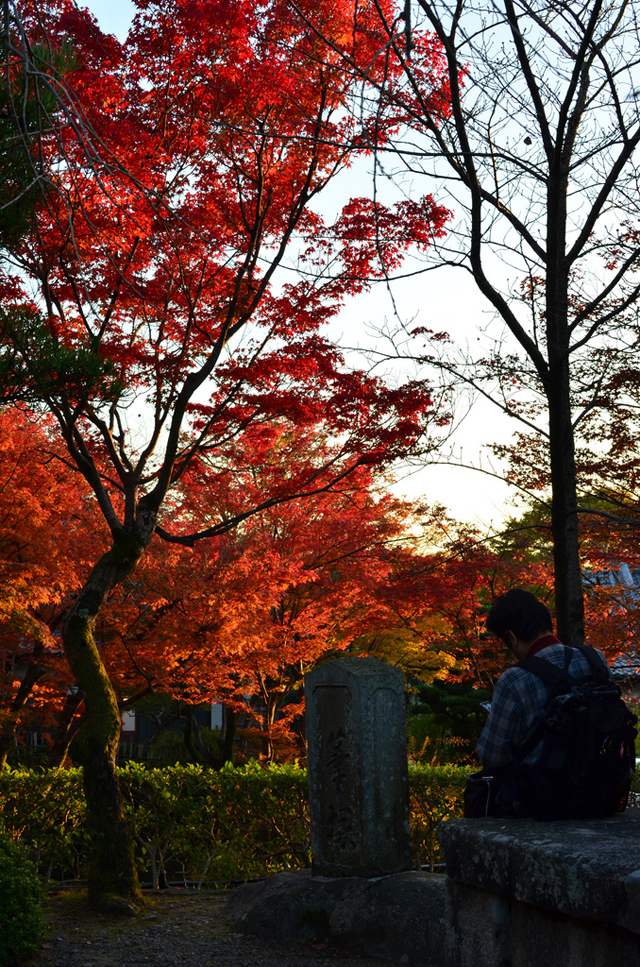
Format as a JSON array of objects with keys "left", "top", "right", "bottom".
[
  {"left": 225, "top": 869, "right": 447, "bottom": 966},
  {"left": 227, "top": 811, "right": 640, "bottom": 967}
]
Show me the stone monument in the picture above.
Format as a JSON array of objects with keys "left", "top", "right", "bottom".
[{"left": 304, "top": 655, "right": 412, "bottom": 878}]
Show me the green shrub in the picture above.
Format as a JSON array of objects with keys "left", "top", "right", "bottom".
[
  {"left": 0, "top": 761, "right": 466, "bottom": 885},
  {"left": 119, "top": 759, "right": 311, "bottom": 885},
  {"left": 407, "top": 681, "right": 490, "bottom": 766},
  {"left": 0, "top": 768, "right": 86, "bottom": 884},
  {"left": 0, "top": 832, "right": 44, "bottom": 966},
  {"left": 409, "top": 763, "right": 466, "bottom": 868}
]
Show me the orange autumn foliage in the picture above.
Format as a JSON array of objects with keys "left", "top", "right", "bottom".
[{"left": 0, "top": 408, "right": 107, "bottom": 749}]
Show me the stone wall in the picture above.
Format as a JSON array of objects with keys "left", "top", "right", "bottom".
[{"left": 440, "top": 811, "right": 640, "bottom": 967}]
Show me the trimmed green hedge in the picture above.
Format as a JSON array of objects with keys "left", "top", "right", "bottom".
[
  {"left": 3, "top": 761, "right": 636, "bottom": 887},
  {"left": 121, "top": 760, "right": 312, "bottom": 886},
  {"left": 0, "top": 761, "right": 465, "bottom": 885}
]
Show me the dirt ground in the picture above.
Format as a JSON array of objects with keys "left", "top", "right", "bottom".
[{"left": 37, "top": 889, "right": 387, "bottom": 967}]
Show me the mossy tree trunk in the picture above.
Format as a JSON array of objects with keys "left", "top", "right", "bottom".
[{"left": 61, "top": 529, "right": 151, "bottom": 908}]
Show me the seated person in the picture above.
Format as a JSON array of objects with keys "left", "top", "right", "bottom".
[
  {"left": 477, "top": 588, "right": 611, "bottom": 770},
  {"left": 466, "top": 588, "right": 634, "bottom": 819}
]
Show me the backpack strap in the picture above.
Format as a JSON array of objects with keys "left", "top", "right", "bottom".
[
  {"left": 512, "top": 647, "right": 574, "bottom": 765},
  {"left": 572, "top": 644, "right": 611, "bottom": 683},
  {"left": 516, "top": 644, "right": 575, "bottom": 687}
]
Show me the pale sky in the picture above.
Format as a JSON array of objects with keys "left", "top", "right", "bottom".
[{"left": 77, "top": 0, "right": 519, "bottom": 530}]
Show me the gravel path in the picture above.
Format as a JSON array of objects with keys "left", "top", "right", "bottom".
[{"left": 39, "top": 890, "right": 386, "bottom": 967}]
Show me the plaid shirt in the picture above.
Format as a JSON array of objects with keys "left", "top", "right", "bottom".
[{"left": 477, "top": 642, "right": 612, "bottom": 769}]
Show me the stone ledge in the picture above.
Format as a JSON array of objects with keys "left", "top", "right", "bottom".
[
  {"left": 225, "top": 869, "right": 447, "bottom": 966},
  {"left": 439, "top": 808, "right": 640, "bottom": 933}
]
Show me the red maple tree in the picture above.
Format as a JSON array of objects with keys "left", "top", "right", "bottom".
[
  {"left": 92, "top": 425, "right": 436, "bottom": 763},
  {"left": 0, "top": 0, "right": 451, "bottom": 904},
  {"left": 0, "top": 407, "right": 107, "bottom": 767}
]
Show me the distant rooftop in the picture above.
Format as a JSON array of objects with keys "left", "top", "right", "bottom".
[
  {"left": 584, "top": 563, "right": 640, "bottom": 590},
  {"left": 612, "top": 652, "right": 640, "bottom": 679}
]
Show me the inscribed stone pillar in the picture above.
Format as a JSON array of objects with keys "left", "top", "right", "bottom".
[{"left": 304, "top": 656, "right": 412, "bottom": 878}]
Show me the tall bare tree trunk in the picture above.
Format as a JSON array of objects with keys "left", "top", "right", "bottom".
[
  {"left": 548, "top": 363, "right": 583, "bottom": 646},
  {"left": 546, "top": 175, "right": 584, "bottom": 647}
]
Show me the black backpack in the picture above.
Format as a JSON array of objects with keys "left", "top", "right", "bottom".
[{"left": 498, "top": 645, "right": 638, "bottom": 820}]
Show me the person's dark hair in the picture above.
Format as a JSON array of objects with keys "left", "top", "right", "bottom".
[{"left": 485, "top": 589, "right": 553, "bottom": 645}]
